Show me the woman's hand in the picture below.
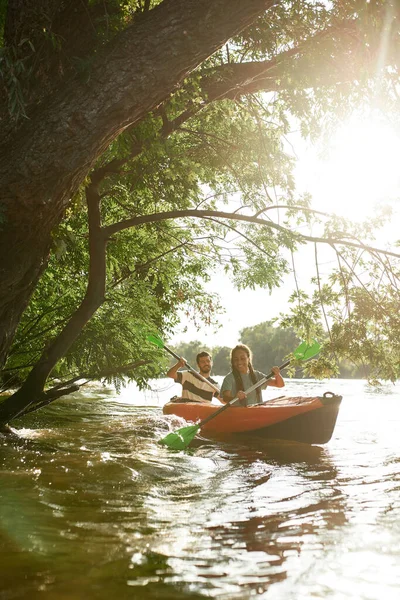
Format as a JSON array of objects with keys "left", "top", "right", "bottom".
[
  {"left": 268, "top": 366, "right": 285, "bottom": 388},
  {"left": 236, "top": 390, "right": 247, "bottom": 401}
]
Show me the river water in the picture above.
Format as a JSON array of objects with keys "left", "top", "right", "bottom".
[{"left": 1, "top": 378, "right": 399, "bottom": 600}]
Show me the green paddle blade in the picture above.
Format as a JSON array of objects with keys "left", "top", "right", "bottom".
[
  {"left": 146, "top": 333, "right": 165, "bottom": 349},
  {"left": 159, "top": 424, "right": 200, "bottom": 450},
  {"left": 293, "top": 339, "right": 320, "bottom": 361}
]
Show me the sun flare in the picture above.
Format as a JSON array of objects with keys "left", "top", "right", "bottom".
[{"left": 296, "top": 117, "right": 400, "bottom": 222}]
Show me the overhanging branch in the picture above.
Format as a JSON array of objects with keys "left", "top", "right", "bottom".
[{"left": 103, "top": 208, "right": 400, "bottom": 260}]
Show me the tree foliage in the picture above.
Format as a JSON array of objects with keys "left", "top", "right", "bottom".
[{"left": 239, "top": 321, "right": 299, "bottom": 372}]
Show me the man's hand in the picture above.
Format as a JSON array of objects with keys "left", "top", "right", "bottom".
[{"left": 178, "top": 357, "right": 186, "bottom": 368}]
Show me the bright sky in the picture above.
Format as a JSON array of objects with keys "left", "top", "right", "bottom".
[{"left": 171, "top": 112, "right": 400, "bottom": 349}]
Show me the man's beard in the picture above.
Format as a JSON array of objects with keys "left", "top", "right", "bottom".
[{"left": 199, "top": 368, "right": 211, "bottom": 376}]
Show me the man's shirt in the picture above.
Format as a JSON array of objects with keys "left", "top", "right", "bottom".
[{"left": 176, "top": 371, "right": 219, "bottom": 402}]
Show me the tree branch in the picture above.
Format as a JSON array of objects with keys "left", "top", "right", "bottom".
[{"left": 102, "top": 208, "right": 400, "bottom": 260}]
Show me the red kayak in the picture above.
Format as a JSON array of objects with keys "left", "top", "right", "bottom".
[{"left": 163, "top": 392, "right": 342, "bottom": 444}]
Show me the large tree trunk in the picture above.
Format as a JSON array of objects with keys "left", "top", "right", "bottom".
[
  {"left": 0, "top": 0, "right": 276, "bottom": 368},
  {"left": 0, "top": 181, "right": 107, "bottom": 424}
]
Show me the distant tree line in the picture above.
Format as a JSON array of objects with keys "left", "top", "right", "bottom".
[{"left": 172, "top": 321, "right": 366, "bottom": 379}]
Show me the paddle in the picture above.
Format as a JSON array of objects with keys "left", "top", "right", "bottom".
[
  {"left": 158, "top": 339, "right": 321, "bottom": 450},
  {"left": 147, "top": 333, "right": 220, "bottom": 394}
]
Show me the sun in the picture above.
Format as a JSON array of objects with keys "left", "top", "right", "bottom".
[{"left": 295, "top": 116, "right": 400, "bottom": 222}]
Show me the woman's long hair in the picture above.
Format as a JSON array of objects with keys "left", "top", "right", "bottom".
[{"left": 231, "top": 344, "right": 262, "bottom": 404}]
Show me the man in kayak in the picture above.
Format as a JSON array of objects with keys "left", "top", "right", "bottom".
[
  {"left": 221, "top": 344, "right": 284, "bottom": 406},
  {"left": 167, "top": 351, "right": 220, "bottom": 403}
]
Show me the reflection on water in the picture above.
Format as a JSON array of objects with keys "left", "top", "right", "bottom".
[{"left": 1, "top": 379, "right": 400, "bottom": 599}]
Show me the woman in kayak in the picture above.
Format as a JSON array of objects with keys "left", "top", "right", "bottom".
[{"left": 221, "top": 344, "right": 284, "bottom": 406}]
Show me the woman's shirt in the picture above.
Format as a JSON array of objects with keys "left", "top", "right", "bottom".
[{"left": 220, "top": 370, "right": 267, "bottom": 406}]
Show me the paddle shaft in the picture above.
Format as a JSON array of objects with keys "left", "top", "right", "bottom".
[
  {"left": 163, "top": 343, "right": 220, "bottom": 394},
  {"left": 197, "top": 358, "right": 291, "bottom": 427}
]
